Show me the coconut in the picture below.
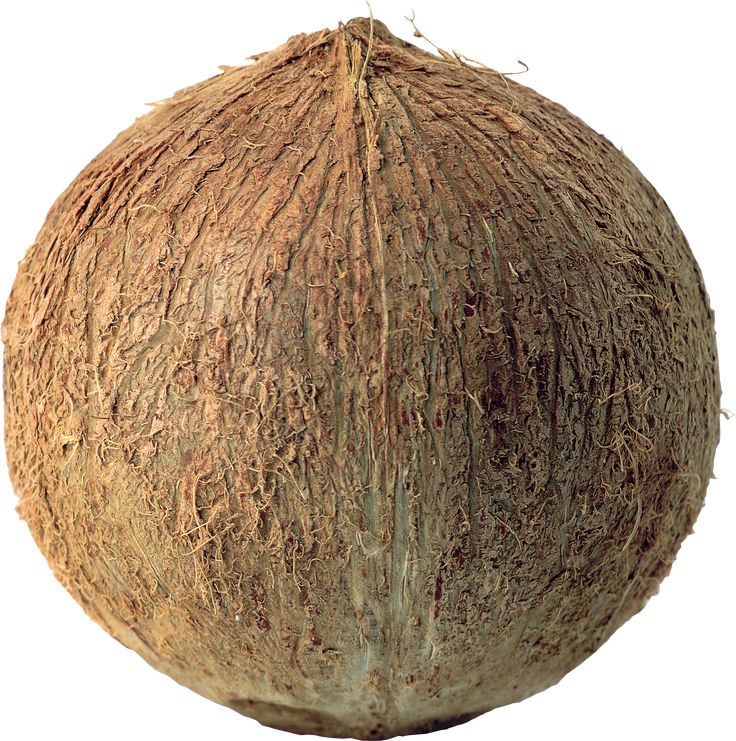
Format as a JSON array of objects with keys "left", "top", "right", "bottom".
[{"left": 2, "top": 17, "right": 720, "bottom": 739}]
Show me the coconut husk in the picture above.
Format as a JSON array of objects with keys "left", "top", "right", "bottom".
[{"left": 2, "top": 17, "right": 720, "bottom": 739}]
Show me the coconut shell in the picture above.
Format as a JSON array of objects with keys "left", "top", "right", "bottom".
[{"left": 2, "top": 17, "right": 720, "bottom": 739}]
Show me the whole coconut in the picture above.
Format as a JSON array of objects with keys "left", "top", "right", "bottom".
[{"left": 3, "top": 17, "right": 720, "bottom": 739}]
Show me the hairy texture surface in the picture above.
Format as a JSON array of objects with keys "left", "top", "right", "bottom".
[{"left": 3, "top": 18, "right": 720, "bottom": 739}]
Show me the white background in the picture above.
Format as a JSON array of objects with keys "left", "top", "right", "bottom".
[{"left": 0, "top": 1, "right": 733, "bottom": 739}]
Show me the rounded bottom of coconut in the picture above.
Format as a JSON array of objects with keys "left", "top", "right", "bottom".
[{"left": 226, "top": 697, "right": 483, "bottom": 739}]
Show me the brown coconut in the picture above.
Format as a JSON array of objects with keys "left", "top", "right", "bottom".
[{"left": 2, "top": 17, "right": 720, "bottom": 739}]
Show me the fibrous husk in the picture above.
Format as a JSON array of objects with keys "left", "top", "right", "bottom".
[{"left": 2, "top": 17, "right": 720, "bottom": 739}]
